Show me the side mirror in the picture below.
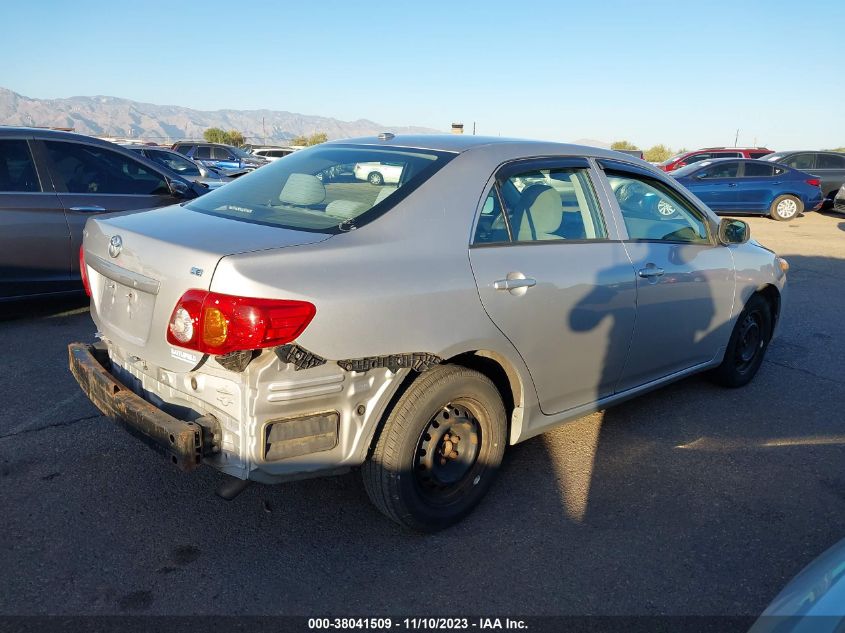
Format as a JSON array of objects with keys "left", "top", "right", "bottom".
[
  {"left": 168, "top": 178, "right": 191, "bottom": 198},
  {"left": 718, "top": 218, "right": 750, "bottom": 245}
]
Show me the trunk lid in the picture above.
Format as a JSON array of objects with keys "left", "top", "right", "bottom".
[{"left": 83, "top": 204, "right": 331, "bottom": 372}]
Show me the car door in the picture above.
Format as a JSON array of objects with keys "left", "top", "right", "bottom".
[
  {"left": 596, "top": 160, "right": 735, "bottom": 391},
  {"left": 736, "top": 161, "right": 781, "bottom": 212},
  {"left": 0, "top": 137, "right": 71, "bottom": 299},
  {"left": 211, "top": 146, "right": 240, "bottom": 170},
  {"left": 37, "top": 139, "right": 182, "bottom": 281},
  {"left": 813, "top": 153, "right": 845, "bottom": 199},
  {"left": 469, "top": 158, "right": 637, "bottom": 415},
  {"left": 683, "top": 161, "right": 741, "bottom": 211}
]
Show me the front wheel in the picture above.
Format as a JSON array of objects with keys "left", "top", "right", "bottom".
[
  {"left": 770, "top": 194, "right": 802, "bottom": 221},
  {"left": 708, "top": 294, "right": 773, "bottom": 388},
  {"left": 362, "top": 365, "right": 506, "bottom": 532}
]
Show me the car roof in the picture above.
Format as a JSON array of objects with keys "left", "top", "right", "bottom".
[
  {"left": 680, "top": 157, "right": 793, "bottom": 170},
  {"left": 766, "top": 150, "right": 843, "bottom": 155},
  {"left": 0, "top": 126, "right": 124, "bottom": 145},
  {"left": 327, "top": 134, "right": 642, "bottom": 161}
]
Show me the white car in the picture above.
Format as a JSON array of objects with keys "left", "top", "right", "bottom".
[
  {"left": 251, "top": 147, "right": 296, "bottom": 162},
  {"left": 353, "top": 161, "right": 403, "bottom": 185}
]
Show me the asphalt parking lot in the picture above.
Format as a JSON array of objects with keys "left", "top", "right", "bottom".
[{"left": 2, "top": 210, "right": 845, "bottom": 618}]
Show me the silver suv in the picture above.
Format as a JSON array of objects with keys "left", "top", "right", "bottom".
[{"left": 69, "top": 136, "right": 788, "bottom": 531}]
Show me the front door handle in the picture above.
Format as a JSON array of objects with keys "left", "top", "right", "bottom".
[
  {"left": 494, "top": 277, "right": 537, "bottom": 291},
  {"left": 69, "top": 205, "right": 106, "bottom": 212},
  {"left": 493, "top": 273, "right": 536, "bottom": 296},
  {"left": 637, "top": 265, "right": 665, "bottom": 278},
  {"left": 727, "top": 183, "right": 737, "bottom": 187}
]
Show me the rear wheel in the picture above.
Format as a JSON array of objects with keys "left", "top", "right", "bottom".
[
  {"left": 367, "top": 171, "right": 384, "bottom": 186},
  {"left": 709, "top": 294, "right": 773, "bottom": 387},
  {"left": 769, "top": 194, "right": 802, "bottom": 221},
  {"left": 362, "top": 365, "right": 506, "bottom": 532}
]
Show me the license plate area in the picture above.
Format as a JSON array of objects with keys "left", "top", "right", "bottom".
[{"left": 98, "top": 279, "right": 156, "bottom": 345}]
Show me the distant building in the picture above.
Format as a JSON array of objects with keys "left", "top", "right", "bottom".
[{"left": 451, "top": 123, "right": 464, "bottom": 135}]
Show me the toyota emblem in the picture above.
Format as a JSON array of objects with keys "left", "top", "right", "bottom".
[{"left": 108, "top": 235, "right": 123, "bottom": 258}]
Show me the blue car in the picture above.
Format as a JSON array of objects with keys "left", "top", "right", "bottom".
[
  {"left": 672, "top": 158, "right": 824, "bottom": 221},
  {"left": 171, "top": 142, "right": 267, "bottom": 173}
]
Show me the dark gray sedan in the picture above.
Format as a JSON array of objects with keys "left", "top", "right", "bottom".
[
  {"left": 0, "top": 128, "right": 199, "bottom": 301},
  {"left": 762, "top": 151, "right": 845, "bottom": 207}
]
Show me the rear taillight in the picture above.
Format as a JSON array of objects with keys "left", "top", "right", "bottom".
[
  {"left": 806, "top": 178, "right": 821, "bottom": 187},
  {"left": 166, "top": 290, "right": 316, "bottom": 355},
  {"left": 79, "top": 246, "right": 91, "bottom": 297}
]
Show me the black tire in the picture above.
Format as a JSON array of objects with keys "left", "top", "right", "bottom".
[
  {"left": 769, "top": 194, "right": 802, "bottom": 221},
  {"left": 367, "top": 171, "right": 384, "bottom": 186},
  {"left": 362, "top": 365, "right": 506, "bottom": 532},
  {"left": 708, "top": 294, "right": 773, "bottom": 388}
]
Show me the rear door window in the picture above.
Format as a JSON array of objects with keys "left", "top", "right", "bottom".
[
  {"left": 0, "top": 139, "right": 41, "bottom": 192},
  {"left": 742, "top": 163, "right": 775, "bottom": 177},
  {"left": 474, "top": 163, "right": 607, "bottom": 244},
  {"left": 698, "top": 162, "right": 739, "bottom": 179},
  {"left": 44, "top": 141, "right": 169, "bottom": 195},
  {"left": 194, "top": 146, "right": 212, "bottom": 159},
  {"left": 817, "top": 154, "right": 845, "bottom": 169}
]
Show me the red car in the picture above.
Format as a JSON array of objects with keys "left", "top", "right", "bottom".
[{"left": 658, "top": 147, "right": 774, "bottom": 172}]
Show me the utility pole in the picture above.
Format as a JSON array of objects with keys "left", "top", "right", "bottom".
[
  {"left": 734, "top": 129, "right": 739, "bottom": 147},
  {"left": 472, "top": 121, "right": 476, "bottom": 136}
]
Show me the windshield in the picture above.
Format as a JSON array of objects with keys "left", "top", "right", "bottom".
[
  {"left": 760, "top": 153, "right": 785, "bottom": 162},
  {"left": 232, "top": 147, "right": 255, "bottom": 159},
  {"left": 147, "top": 150, "right": 201, "bottom": 177},
  {"left": 659, "top": 153, "right": 685, "bottom": 166},
  {"left": 183, "top": 144, "right": 454, "bottom": 233}
]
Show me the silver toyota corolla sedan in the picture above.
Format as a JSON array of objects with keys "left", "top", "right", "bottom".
[{"left": 69, "top": 135, "right": 788, "bottom": 531}]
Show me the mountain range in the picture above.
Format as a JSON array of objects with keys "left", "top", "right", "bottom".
[{"left": 0, "top": 87, "right": 440, "bottom": 143}]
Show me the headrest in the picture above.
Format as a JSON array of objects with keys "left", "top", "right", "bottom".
[
  {"left": 325, "top": 200, "right": 368, "bottom": 219},
  {"left": 519, "top": 185, "right": 562, "bottom": 238},
  {"left": 279, "top": 173, "right": 326, "bottom": 205}
]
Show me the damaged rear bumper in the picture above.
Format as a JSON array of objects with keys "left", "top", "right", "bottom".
[{"left": 68, "top": 342, "right": 219, "bottom": 471}]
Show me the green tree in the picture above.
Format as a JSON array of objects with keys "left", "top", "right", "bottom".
[
  {"left": 203, "top": 127, "right": 227, "bottom": 144},
  {"left": 291, "top": 132, "right": 328, "bottom": 146},
  {"left": 611, "top": 140, "right": 639, "bottom": 150},
  {"left": 644, "top": 144, "right": 673, "bottom": 163},
  {"left": 203, "top": 128, "right": 245, "bottom": 146}
]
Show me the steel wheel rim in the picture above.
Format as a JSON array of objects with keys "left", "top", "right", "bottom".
[
  {"left": 414, "top": 402, "right": 482, "bottom": 503},
  {"left": 776, "top": 198, "right": 797, "bottom": 218},
  {"left": 735, "top": 311, "right": 763, "bottom": 372}
]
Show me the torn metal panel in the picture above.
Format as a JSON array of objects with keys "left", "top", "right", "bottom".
[
  {"left": 215, "top": 349, "right": 258, "bottom": 372},
  {"left": 336, "top": 352, "right": 442, "bottom": 374},
  {"left": 275, "top": 344, "right": 327, "bottom": 371}
]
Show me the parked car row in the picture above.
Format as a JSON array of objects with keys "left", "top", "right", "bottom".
[
  {"left": 624, "top": 145, "right": 845, "bottom": 219},
  {"left": 0, "top": 128, "right": 205, "bottom": 301}
]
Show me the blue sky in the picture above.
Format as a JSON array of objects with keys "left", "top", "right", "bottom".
[{"left": 4, "top": 0, "right": 843, "bottom": 149}]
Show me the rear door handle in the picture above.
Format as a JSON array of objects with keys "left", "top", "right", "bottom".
[
  {"left": 727, "top": 183, "right": 737, "bottom": 187},
  {"left": 637, "top": 266, "right": 665, "bottom": 278},
  {"left": 69, "top": 205, "right": 106, "bottom": 212},
  {"left": 494, "top": 277, "right": 537, "bottom": 290}
]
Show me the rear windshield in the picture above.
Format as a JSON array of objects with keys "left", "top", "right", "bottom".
[{"left": 183, "top": 144, "right": 454, "bottom": 233}]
